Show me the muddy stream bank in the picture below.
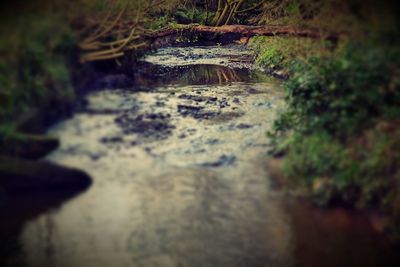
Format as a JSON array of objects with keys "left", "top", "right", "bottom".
[{"left": 1, "top": 45, "right": 399, "bottom": 267}]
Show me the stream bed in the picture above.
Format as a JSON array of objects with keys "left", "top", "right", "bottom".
[{"left": 2, "top": 45, "right": 400, "bottom": 267}]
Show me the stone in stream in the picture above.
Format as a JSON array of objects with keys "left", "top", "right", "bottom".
[
  {"left": 178, "top": 94, "right": 218, "bottom": 103},
  {"left": 236, "top": 123, "right": 253, "bottom": 129},
  {"left": 0, "top": 156, "right": 92, "bottom": 193},
  {"left": 93, "top": 74, "right": 134, "bottom": 89},
  {"left": 201, "top": 155, "right": 237, "bottom": 168},
  {"left": 0, "top": 134, "right": 60, "bottom": 160},
  {"left": 100, "top": 136, "right": 124, "bottom": 144},
  {"left": 115, "top": 112, "right": 175, "bottom": 140},
  {"left": 177, "top": 104, "right": 224, "bottom": 120}
]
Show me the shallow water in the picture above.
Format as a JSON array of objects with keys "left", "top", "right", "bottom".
[{"left": 2, "top": 45, "right": 400, "bottom": 267}]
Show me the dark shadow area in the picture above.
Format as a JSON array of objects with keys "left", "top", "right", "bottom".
[
  {"left": 284, "top": 198, "right": 400, "bottom": 267},
  {"left": 0, "top": 189, "right": 89, "bottom": 267}
]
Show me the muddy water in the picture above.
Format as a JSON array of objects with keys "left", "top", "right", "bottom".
[{"left": 7, "top": 46, "right": 400, "bottom": 267}]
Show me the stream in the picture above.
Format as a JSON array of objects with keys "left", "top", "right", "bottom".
[{"left": 2, "top": 45, "right": 400, "bottom": 267}]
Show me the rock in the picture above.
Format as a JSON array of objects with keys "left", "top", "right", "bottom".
[
  {"left": 94, "top": 74, "right": 133, "bottom": 89},
  {"left": 201, "top": 155, "right": 236, "bottom": 168},
  {"left": 236, "top": 123, "right": 253, "bottom": 129},
  {"left": 0, "top": 134, "right": 60, "bottom": 160},
  {"left": 115, "top": 112, "right": 175, "bottom": 140},
  {"left": 100, "top": 136, "right": 124, "bottom": 144},
  {"left": 205, "top": 138, "right": 220, "bottom": 145},
  {"left": 0, "top": 156, "right": 92, "bottom": 193}
]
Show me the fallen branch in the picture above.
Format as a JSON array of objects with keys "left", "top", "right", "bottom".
[
  {"left": 80, "top": 24, "right": 340, "bottom": 63},
  {"left": 172, "top": 24, "right": 340, "bottom": 41}
]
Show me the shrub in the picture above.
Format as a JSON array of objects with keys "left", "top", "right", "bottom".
[
  {"left": 0, "top": 14, "right": 76, "bottom": 127},
  {"left": 264, "top": 36, "right": 400, "bottom": 234}
]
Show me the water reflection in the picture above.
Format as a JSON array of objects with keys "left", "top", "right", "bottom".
[
  {"left": 0, "top": 190, "right": 86, "bottom": 267},
  {"left": 136, "top": 64, "right": 264, "bottom": 88}
]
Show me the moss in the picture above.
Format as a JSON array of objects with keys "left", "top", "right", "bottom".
[{"left": 250, "top": 36, "right": 336, "bottom": 72}]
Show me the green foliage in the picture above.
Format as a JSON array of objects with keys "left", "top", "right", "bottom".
[
  {"left": 258, "top": 0, "right": 400, "bottom": 36},
  {"left": 250, "top": 36, "right": 334, "bottom": 72},
  {"left": 283, "top": 43, "right": 400, "bottom": 137},
  {"left": 149, "top": 15, "right": 176, "bottom": 30},
  {"left": 262, "top": 35, "right": 400, "bottom": 232},
  {"left": 0, "top": 14, "right": 76, "bottom": 133},
  {"left": 256, "top": 47, "right": 284, "bottom": 70},
  {"left": 282, "top": 125, "right": 400, "bottom": 210}
]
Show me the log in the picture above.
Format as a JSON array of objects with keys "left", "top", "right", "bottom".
[
  {"left": 151, "top": 24, "right": 339, "bottom": 42},
  {"left": 80, "top": 24, "right": 340, "bottom": 62}
]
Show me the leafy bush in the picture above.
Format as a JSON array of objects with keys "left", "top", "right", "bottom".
[
  {"left": 282, "top": 43, "right": 400, "bottom": 137},
  {"left": 250, "top": 36, "right": 334, "bottom": 72},
  {"left": 0, "top": 14, "right": 76, "bottom": 127},
  {"left": 262, "top": 36, "right": 400, "bottom": 234},
  {"left": 256, "top": 47, "right": 284, "bottom": 70}
]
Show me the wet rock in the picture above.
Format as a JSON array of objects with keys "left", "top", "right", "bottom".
[
  {"left": 115, "top": 112, "right": 175, "bottom": 140},
  {"left": 247, "top": 88, "right": 258, "bottom": 94},
  {"left": 219, "top": 101, "right": 230, "bottom": 108},
  {"left": 0, "top": 134, "right": 60, "bottom": 160},
  {"left": 209, "top": 112, "right": 244, "bottom": 123},
  {"left": 178, "top": 105, "right": 193, "bottom": 116},
  {"left": 236, "top": 123, "right": 253, "bottom": 129},
  {"left": 89, "top": 153, "right": 104, "bottom": 161},
  {"left": 178, "top": 105, "right": 225, "bottom": 120},
  {"left": 205, "top": 139, "right": 220, "bottom": 145},
  {"left": 177, "top": 105, "right": 204, "bottom": 117},
  {"left": 100, "top": 136, "right": 124, "bottom": 144},
  {"left": 178, "top": 94, "right": 217, "bottom": 103},
  {"left": 254, "top": 102, "right": 272, "bottom": 109},
  {"left": 155, "top": 101, "right": 165, "bottom": 107},
  {"left": 0, "top": 156, "right": 92, "bottom": 193},
  {"left": 201, "top": 155, "right": 236, "bottom": 168},
  {"left": 94, "top": 74, "right": 133, "bottom": 89}
]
